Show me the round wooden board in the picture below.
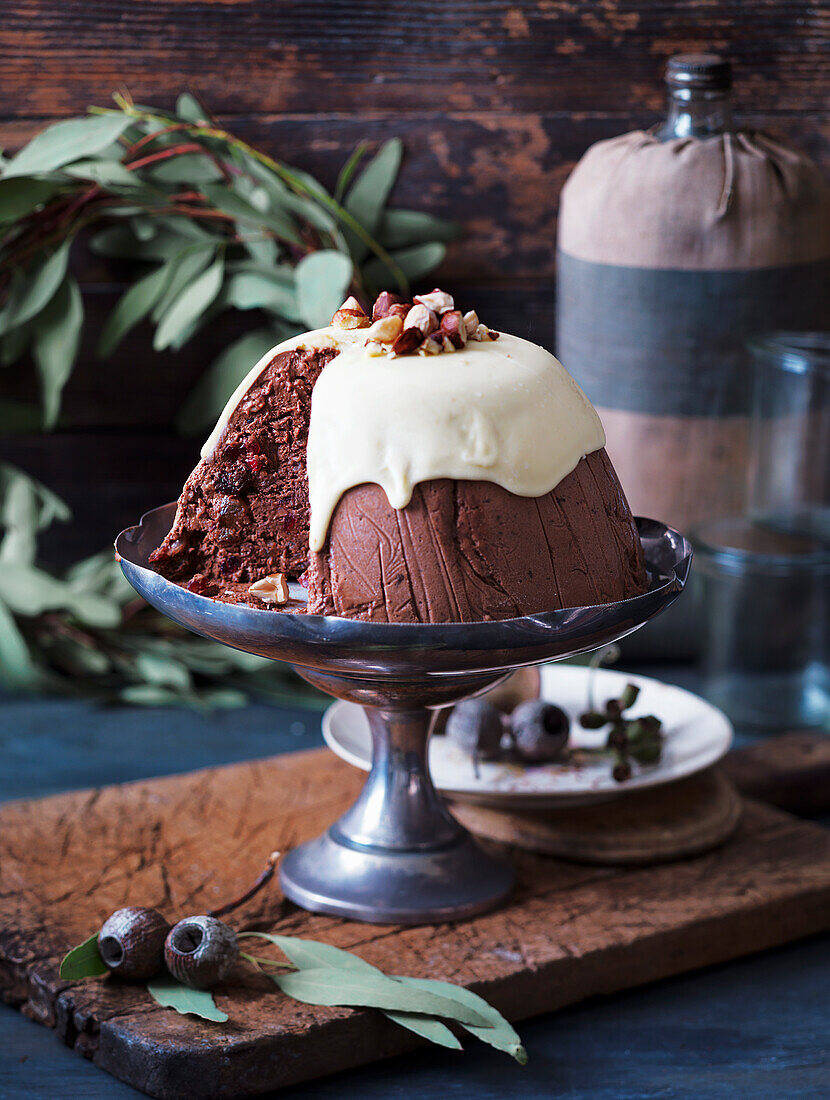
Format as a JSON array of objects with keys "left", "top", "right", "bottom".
[{"left": 450, "top": 767, "right": 743, "bottom": 865}]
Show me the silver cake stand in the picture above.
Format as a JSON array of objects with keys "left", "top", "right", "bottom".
[{"left": 116, "top": 505, "right": 691, "bottom": 925}]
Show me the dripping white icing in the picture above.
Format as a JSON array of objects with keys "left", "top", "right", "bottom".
[{"left": 202, "top": 327, "right": 606, "bottom": 554}]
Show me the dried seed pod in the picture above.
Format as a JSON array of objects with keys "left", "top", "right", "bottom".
[
  {"left": 98, "top": 907, "right": 170, "bottom": 981},
  {"left": 371, "top": 290, "right": 407, "bottom": 320},
  {"left": 164, "top": 916, "right": 239, "bottom": 990},
  {"left": 440, "top": 309, "right": 467, "bottom": 348},
  {"left": 392, "top": 327, "right": 425, "bottom": 355}
]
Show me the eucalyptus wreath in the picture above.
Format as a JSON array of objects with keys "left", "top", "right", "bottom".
[{"left": 0, "top": 92, "right": 456, "bottom": 704}]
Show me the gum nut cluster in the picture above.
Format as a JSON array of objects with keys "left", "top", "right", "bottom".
[
  {"left": 97, "top": 907, "right": 238, "bottom": 989},
  {"left": 446, "top": 698, "right": 570, "bottom": 766}
]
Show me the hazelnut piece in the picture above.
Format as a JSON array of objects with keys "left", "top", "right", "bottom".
[
  {"left": 372, "top": 291, "right": 407, "bottom": 320},
  {"left": 392, "top": 327, "right": 425, "bottom": 355},
  {"left": 248, "top": 573, "right": 289, "bottom": 605},
  {"left": 440, "top": 310, "right": 467, "bottom": 349},
  {"left": 98, "top": 907, "right": 170, "bottom": 981},
  {"left": 367, "top": 314, "right": 404, "bottom": 343},
  {"left": 403, "top": 303, "right": 439, "bottom": 335},
  {"left": 415, "top": 288, "right": 454, "bottom": 315}
]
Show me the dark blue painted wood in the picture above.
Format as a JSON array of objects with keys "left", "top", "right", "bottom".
[{"left": 1, "top": 668, "right": 828, "bottom": 1099}]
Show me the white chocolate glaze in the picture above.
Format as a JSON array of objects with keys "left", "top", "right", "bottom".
[{"left": 202, "top": 326, "right": 606, "bottom": 553}]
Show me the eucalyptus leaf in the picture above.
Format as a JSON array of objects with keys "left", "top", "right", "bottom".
[
  {"left": 176, "top": 92, "right": 208, "bottom": 124},
  {"left": 148, "top": 154, "right": 223, "bottom": 185},
  {"left": 32, "top": 275, "right": 84, "bottom": 429},
  {"left": 0, "top": 562, "right": 121, "bottom": 626},
  {"left": 241, "top": 933, "right": 380, "bottom": 974},
  {"left": 380, "top": 209, "right": 460, "bottom": 249},
  {"left": 176, "top": 329, "right": 276, "bottom": 435},
  {"left": 3, "top": 114, "right": 130, "bottom": 178},
  {"left": 154, "top": 255, "right": 224, "bottom": 351},
  {"left": 133, "top": 652, "right": 192, "bottom": 691},
  {"left": 344, "top": 138, "right": 402, "bottom": 261},
  {"left": 222, "top": 272, "right": 300, "bottom": 317},
  {"left": 0, "top": 178, "right": 62, "bottom": 223},
  {"left": 271, "top": 967, "right": 490, "bottom": 1027},
  {"left": 243, "top": 237, "right": 278, "bottom": 266},
  {"left": 150, "top": 246, "right": 216, "bottom": 324},
  {"left": 0, "top": 239, "right": 72, "bottom": 336},
  {"left": 395, "top": 977, "right": 527, "bottom": 1064},
  {"left": 294, "top": 250, "right": 353, "bottom": 330},
  {"left": 201, "top": 183, "right": 301, "bottom": 244},
  {"left": 363, "top": 241, "right": 446, "bottom": 289},
  {"left": 98, "top": 261, "right": 176, "bottom": 357},
  {"left": 63, "top": 159, "right": 137, "bottom": 188},
  {"left": 335, "top": 142, "right": 368, "bottom": 203},
  {"left": 383, "top": 1011, "right": 463, "bottom": 1050},
  {"left": 146, "top": 975, "right": 228, "bottom": 1023},
  {"left": 0, "top": 475, "right": 38, "bottom": 564},
  {"left": 59, "top": 932, "right": 109, "bottom": 981}
]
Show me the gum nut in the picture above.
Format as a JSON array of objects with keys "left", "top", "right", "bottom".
[
  {"left": 164, "top": 915, "right": 239, "bottom": 990},
  {"left": 98, "top": 907, "right": 170, "bottom": 981},
  {"left": 445, "top": 699, "right": 503, "bottom": 760},
  {"left": 510, "top": 700, "right": 570, "bottom": 764}
]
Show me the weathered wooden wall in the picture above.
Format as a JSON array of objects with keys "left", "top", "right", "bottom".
[{"left": 2, "top": 1, "right": 829, "bottom": 560}]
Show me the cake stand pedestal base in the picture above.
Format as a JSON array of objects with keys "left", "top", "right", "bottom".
[
  {"left": 280, "top": 830, "right": 513, "bottom": 924},
  {"left": 279, "top": 701, "right": 515, "bottom": 923}
]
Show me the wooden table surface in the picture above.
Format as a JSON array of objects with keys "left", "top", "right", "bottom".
[{"left": 1, "top": 666, "right": 828, "bottom": 1099}]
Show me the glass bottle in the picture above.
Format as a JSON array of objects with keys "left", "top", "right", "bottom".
[{"left": 655, "top": 53, "right": 734, "bottom": 141}]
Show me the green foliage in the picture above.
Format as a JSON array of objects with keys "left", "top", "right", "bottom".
[
  {"left": 59, "top": 932, "right": 109, "bottom": 980},
  {"left": 146, "top": 976, "right": 228, "bottom": 1022},
  {"left": 240, "top": 932, "right": 526, "bottom": 1059},
  {"left": 0, "top": 92, "right": 457, "bottom": 702}
]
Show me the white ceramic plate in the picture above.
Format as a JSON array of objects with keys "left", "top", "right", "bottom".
[{"left": 322, "top": 665, "right": 733, "bottom": 809}]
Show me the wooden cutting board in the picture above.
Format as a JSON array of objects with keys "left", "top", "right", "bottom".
[{"left": 2, "top": 745, "right": 830, "bottom": 1100}]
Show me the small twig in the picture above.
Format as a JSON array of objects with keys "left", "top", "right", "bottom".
[
  {"left": 124, "top": 143, "right": 204, "bottom": 172},
  {"left": 207, "top": 851, "right": 281, "bottom": 918}
]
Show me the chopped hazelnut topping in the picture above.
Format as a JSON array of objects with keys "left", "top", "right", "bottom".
[
  {"left": 248, "top": 573, "right": 290, "bottom": 605},
  {"left": 359, "top": 288, "right": 497, "bottom": 356},
  {"left": 463, "top": 310, "right": 480, "bottom": 337},
  {"left": 440, "top": 309, "right": 467, "bottom": 349},
  {"left": 393, "top": 327, "right": 425, "bottom": 355},
  {"left": 332, "top": 308, "right": 370, "bottom": 330},
  {"left": 367, "top": 314, "right": 404, "bottom": 343},
  {"left": 414, "top": 289, "right": 454, "bottom": 315},
  {"left": 404, "top": 303, "right": 439, "bottom": 335},
  {"left": 364, "top": 339, "right": 388, "bottom": 356},
  {"left": 372, "top": 291, "right": 407, "bottom": 320}
]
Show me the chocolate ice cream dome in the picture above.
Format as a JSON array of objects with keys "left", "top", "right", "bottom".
[{"left": 150, "top": 290, "right": 648, "bottom": 621}]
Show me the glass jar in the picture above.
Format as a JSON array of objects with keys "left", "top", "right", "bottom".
[
  {"left": 748, "top": 332, "right": 830, "bottom": 543},
  {"left": 693, "top": 519, "right": 830, "bottom": 731}
]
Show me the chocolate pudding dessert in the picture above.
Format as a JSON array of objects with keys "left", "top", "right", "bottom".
[{"left": 150, "top": 289, "right": 648, "bottom": 621}]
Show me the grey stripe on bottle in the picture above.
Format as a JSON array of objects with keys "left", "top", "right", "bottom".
[{"left": 555, "top": 252, "right": 830, "bottom": 418}]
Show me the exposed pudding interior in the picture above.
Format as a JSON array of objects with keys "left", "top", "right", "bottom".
[{"left": 149, "top": 289, "right": 648, "bottom": 622}]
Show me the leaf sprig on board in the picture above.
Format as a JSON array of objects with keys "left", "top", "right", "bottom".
[{"left": 60, "top": 929, "right": 527, "bottom": 1061}]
